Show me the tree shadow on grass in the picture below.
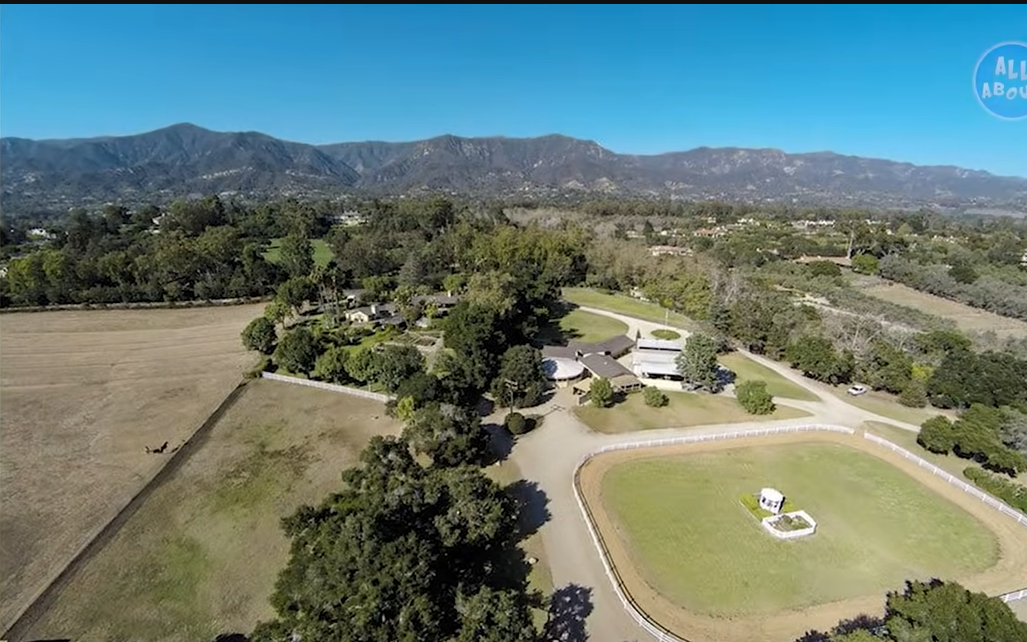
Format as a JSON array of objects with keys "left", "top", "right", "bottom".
[
  {"left": 504, "top": 478, "right": 552, "bottom": 540},
  {"left": 543, "top": 583, "right": 594, "bottom": 642}
]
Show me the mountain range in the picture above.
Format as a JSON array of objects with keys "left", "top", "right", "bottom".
[{"left": 2, "top": 123, "right": 1026, "bottom": 212}]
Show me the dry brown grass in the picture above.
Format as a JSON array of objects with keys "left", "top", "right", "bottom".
[
  {"left": 21, "top": 378, "right": 402, "bottom": 641},
  {"left": 0, "top": 304, "right": 263, "bottom": 629},
  {"left": 577, "top": 431, "right": 1027, "bottom": 642},
  {"left": 863, "top": 281, "right": 1027, "bottom": 338}
]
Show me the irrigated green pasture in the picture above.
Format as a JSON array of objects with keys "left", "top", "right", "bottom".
[{"left": 599, "top": 443, "right": 999, "bottom": 616}]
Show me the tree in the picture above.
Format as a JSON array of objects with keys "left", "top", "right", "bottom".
[
  {"left": 885, "top": 579, "right": 1027, "bottom": 642},
  {"left": 850, "top": 254, "right": 879, "bottom": 275},
  {"left": 676, "top": 333, "right": 721, "bottom": 392},
  {"left": 277, "top": 233, "right": 314, "bottom": 279},
  {"left": 455, "top": 586, "right": 536, "bottom": 642},
  {"left": 490, "top": 345, "right": 547, "bottom": 409},
  {"left": 276, "top": 276, "right": 316, "bottom": 318},
  {"left": 736, "top": 380, "right": 776, "bottom": 415},
  {"left": 898, "top": 379, "right": 927, "bottom": 407},
  {"left": 403, "top": 403, "right": 489, "bottom": 467},
  {"left": 504, "top": 411, "right": 528, "bottom": 435},
  {"left": 807, "top": 260, "right": 842, "bottom": 278},
  {"left": 263, "top": 298, "right": 291, "bottom": 329},
  {"left": 273, "top": 327, "right": 319, "bottom": 375},
  {"left": 786, "top": 335, "right": 854, "bottom": 384},
  {"left": 241, "top": 316, "right": 277, "bottom": 354},
  {"left": 312, "top": 345, "right": 349, "bottom": 383},
  {"left": 643, "top": 386, "right": 669, "bottom": 408},
  {"left": 253, "top": 435, "right": 535, "bottom": 642},
  {"left": 374, "top": 344, "right": 425, "bottom": 392},
  {"left": 589, "top": 378, "right": 614, "bottom": 408},
  {"left": 918, "top": 415, "right": 955, "bottom": 454},
  {"left": 798, "top": 579, "right": 1027, "bottom": 642}
]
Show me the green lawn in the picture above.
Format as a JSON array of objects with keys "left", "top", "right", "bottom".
[
  {"left": 263, "top": 238, "right": 334, "bottom": 268},
  {"left": 830, "top": 388, "right": 942, "bottom": 425},
  {"left": 574, "top": 390, "right": 809, "bottom": 433},
  {"left": 558, "top": 309, "right": 629, "bottom": 343},
  {"left": 562, "top": 288, "right": 699, "bottom": 331},
  {"left": 718, "top": 352, "right": 819, "bottom": 402},
  {"left": 599, "top": 442, "right": 999, "bottom": 617},
  {"left": 651, "top": 329, "right": 681, "bottom": 340}
]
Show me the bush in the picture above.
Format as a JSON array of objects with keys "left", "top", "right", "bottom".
[
  {"left": 643, "top": 386, "right": 669, "bottom": 407},
  {"left": 917, "top": 415, "right": 955, "bottom": 454},
  {"left": 590, "top": 377, "right": 614, "bottom": 408},
  {"left": 736, "top": 380, "right": 775, "bottom": 415},
  {"left": 964, "top": 466, "right": 1027, "bottom": 515},
  {"left": 505, "top": 412, "right": 527, "bottom": 435},
  {"left": 899, "top": 379, "right": 927, "bottom": 407}
]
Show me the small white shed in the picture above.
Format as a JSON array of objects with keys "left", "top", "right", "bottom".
[{"left": 759, "top": 488, "right": 785, "bottom": 514}]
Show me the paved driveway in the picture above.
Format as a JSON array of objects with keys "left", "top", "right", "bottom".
[{"left": 508, "top": 306, "right": 926, "bottom": 641}]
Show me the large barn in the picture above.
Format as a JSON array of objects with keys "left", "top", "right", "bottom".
[{"left": 633, "top": 337, "right": 684, "bottom": 380}]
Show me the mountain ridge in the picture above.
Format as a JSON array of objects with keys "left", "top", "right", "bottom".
[{"left": 3, "top": 123, "right": 1025, "bottom": 212}]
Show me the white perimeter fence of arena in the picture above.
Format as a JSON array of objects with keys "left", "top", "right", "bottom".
[
  {"left": 572, "top": 424, "right": 855, "bottom": 642},
  {"left": 260, "top": 371, "right": 395, "bottom": 403},
  {"left": 572, "top": 424, "right": 1027, "bottom": 642},
  {"left": 862, "top": 431, "right": 1027, "bottom": 605}
]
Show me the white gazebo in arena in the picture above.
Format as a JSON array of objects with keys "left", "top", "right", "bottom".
[{"left": 759, "top": 488, "right": 785, "bottom": 514}]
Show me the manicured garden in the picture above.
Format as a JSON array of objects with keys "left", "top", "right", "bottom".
[{"left": 598, "top": 442, "right": 999, "bottom": 616}]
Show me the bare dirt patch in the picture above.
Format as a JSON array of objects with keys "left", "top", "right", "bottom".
[
  {"left": 0, "top": 304, "right": 263, "bottom": 629},
  {"left": 863, "top": 281, "right": 1027, "bottom": 338},
  {"left": 577, "top": 431, "right": 1027, "bottom": 642},
  {"left": 21, "top": 378, "right": 402, "bottom": 641}
]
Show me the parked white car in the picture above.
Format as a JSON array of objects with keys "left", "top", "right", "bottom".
[{"left": 847, "top": 384, "right": 868, "bottom": 396}]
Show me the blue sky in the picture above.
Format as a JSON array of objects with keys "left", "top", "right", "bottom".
[{"left": 2, "top": 4, "right": 1025, "bottom": 177}]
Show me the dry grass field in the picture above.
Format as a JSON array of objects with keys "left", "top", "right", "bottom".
[
  {"left": 863, "top": 281, "right": 1027, "bottom": 338},
  {"left": 0, "top": 304, "right": 263, "bottom": 630},
  {"left": 578, "top": 431, "right": 1027, "bottom": 642},
  {"left": 21, "top": 378, "right": 403, "bottom": 642}
]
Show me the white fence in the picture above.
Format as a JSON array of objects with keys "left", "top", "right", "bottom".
[
  {"left": 1001, "top": 588, "right": 1027, "bottom": 603},
  {"left": 261, "top": 371, "right": 394, "bottom": 403},
  {"left": 571, "top": 424, "right": 855, "bottom": 642},
  {"left": 863, "top": 432, "right": 1027, "bottom": 605},
  {"left": 863, "top": 433, "right": 1027, "bottom": 529}
]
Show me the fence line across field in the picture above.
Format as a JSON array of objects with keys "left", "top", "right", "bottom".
[
  {"left": 572, "top": 424, "right": 1027, "bottom": 642},
  {"left": 260, "top": 371, "right": 395, "bottom": 402}
]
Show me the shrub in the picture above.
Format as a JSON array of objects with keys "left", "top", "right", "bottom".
[
  {"left": 505, "top": 412, "right": 527, "bottom": 435},
  {"left": 964, "top": 466, "right": 1027, "bottom": 515},
  {"left": 917, "top": 415, "right": 955, "bottom": 454},
  {"left": 643, "top": 386, "right": 669, "bottom": 407},
  {"left": 899, "top": 379, "right": 928, "bottom": 407},
  {"left": 590, "top": 377, "right": 614, "bottom": 408},
  {"left": 736, "top": 380, "right": 775, "bottom": 415}
]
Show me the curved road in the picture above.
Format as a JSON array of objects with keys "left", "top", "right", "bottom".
[{"left": 505, "top": 305, "right": 926, "bottom": 642}]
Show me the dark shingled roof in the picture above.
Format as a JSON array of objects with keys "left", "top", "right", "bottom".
[
  {"left": 578, "top": 353, "right": 634, "bottom": 379},
  {"left": 567, "top": 335, "right": 635, "bottom": 358}
]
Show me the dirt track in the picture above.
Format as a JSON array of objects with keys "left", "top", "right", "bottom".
[{"left": 577, "top": 431, "right": 1027, "bottom": 642}]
